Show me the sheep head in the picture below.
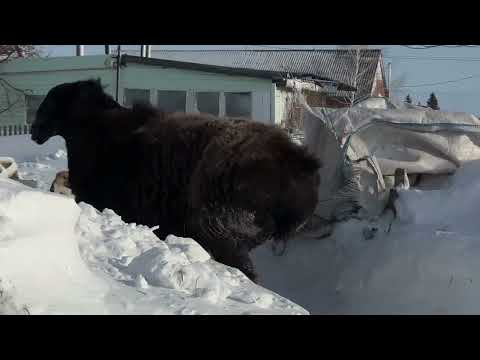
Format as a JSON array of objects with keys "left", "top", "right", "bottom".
[{"left": 31, "top": 79, "right": 117, "bottom": 144}]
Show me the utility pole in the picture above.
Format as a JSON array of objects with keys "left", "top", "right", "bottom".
[
  {"left": 76, "top": 45, "right": 84, "bottom": 56},
  {"left": 115, "top": 45, "right": 121, "bottom": 102},
  {"left": 140, "top": 45, "right": 151, "bottom": 57},
  {"left": 388, "top": 62, "right": 392, "bottom": 97}
]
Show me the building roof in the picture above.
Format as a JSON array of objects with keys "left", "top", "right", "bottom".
[
  {"left": 0, "top": 55, "right": 114, "bottom": 74},
  {"left": 121, "top": 54, "right": 355, "bottom": 91},
  {"left": 122, "top": 49, "right": 384, "bottom": 99}
]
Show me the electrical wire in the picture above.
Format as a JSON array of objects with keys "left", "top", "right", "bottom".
[
  {"left": 400, "top": 45, "right": 480, "bottom": 49},
  {"left": 393, "top": 74, "right": 480, "bottom": 88},
  {"left": 385, "top": 56, "right": 480, "bottom": 62}
]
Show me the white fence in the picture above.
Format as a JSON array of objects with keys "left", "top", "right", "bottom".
[{"left": 0, "top": 125, "right": 32, "bottom": 136}]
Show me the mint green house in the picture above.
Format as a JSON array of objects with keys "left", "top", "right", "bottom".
[
  {"left": 0, "top": 54, "right": 284, "bottom": 130},
  {"left": 0, "top": 50, "right": 385, "bottom": 133}
]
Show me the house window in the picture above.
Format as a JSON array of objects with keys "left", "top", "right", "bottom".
[
  {"left": 124, "top": 88, "right": 150, "bottom": 107},
  {"left": 196, "top": 92, "right": 220, "bottom": 116},
  {"left": 26, "top": 95, "right": 46, "bottom": 124},
  {"left": 157, "top": 90, "right": 187, "bottom": 113},
  {"left": 225, "top": 92, "right": 252, "bottom": 118}
]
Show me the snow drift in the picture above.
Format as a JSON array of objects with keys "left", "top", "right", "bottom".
[
  {"left": 6, "top": 129, "right": 480, "bottom": 315},
  {"left": 253, "top": 160, "right": 480, "bottom": 314},
  {"left": 0, "top": 175, "right": 306, "bottom": 315}
]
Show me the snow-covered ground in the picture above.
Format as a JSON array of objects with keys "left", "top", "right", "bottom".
[
  {"left": 0, "top": 135, "right": 306, "bottom": 315},
  {"left": 3, "top": 134, "right": 480, "bottom": 314},
  {"left": 253, "top": 162, "right": 480, "bottom": 314}
]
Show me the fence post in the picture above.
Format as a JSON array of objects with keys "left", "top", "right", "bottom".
[{"left": 8, "top": 125, "right": 12, "bottom": 136}]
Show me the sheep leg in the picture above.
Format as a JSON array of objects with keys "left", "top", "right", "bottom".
[
  {"left": 202, "top": 236, "right": 258, "bottom": 283},
  {"left": 189, "top": 207, "right": 260, "bottom": 282},
  {"left": 217, "top": 247, "right": 258, "bottom": 283}
]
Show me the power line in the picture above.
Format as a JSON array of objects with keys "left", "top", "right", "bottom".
[
  {"left": 393, "top": 73, "right": 480, "bottom": 88},
  {"left": 385, "top": 56, "right": 480, "bottom": 62},
  {"left": 254, "top": 45, "right": 480, "bottom": 51},
  {"left": 400, "top": 45, "right": 480, "bottom": 49},
  {"left": 393, "top": 88, "right": 479, "bottom": 95}
]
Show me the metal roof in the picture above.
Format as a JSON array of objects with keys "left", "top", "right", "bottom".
[
  {"left": 121, "top": 54, "right": 355, "bottom": 91},
  {"left": 122, "top": 49, "right": 383, "bottom": 98},
  {"left": 122, "top": 55, "right": 293, "bottom": 82}
]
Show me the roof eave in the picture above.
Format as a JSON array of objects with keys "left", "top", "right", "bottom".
[
  {"left": 121, "top": 55, "right": 349, "bottom": 88},
  {"left": 122, "top": 55, "right": 288, "bottom": 81}
]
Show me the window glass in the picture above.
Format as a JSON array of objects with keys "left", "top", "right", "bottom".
[
  {"left": 196, "top": 92, "right": 219, "bottom": 116},
  {"left": 225, "top": 92, "right": 251, "bottom": 118},
  {"left": 157, "top": 90, "right": 187, "bottom": 113},
  {"left": 124, "top": 88, "right": 150, "bottom": 107}
]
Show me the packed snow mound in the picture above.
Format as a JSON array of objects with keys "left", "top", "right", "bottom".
[
  {"left": 253, "top": 160, "right": 480, "bottom": 314},
  {"left": 0, "top": 178, "right": 306, "bottom": 315},
  {"left": 7, "top": 134, "right": 480, "bottom": 314},
  {"left": 395, "top": 160, "right": 480, "bottom": 232}
]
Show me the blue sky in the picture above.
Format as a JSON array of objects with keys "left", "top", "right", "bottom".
[{"left": 42, "top": 45, "right": 480, "bottom": 115}]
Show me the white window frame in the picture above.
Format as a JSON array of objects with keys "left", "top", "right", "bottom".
[
  {"left": 190, "top": 90, "right": 252, "bottom": 118},
  {"left": 152, "top": 89, "right": 254, "bottom": 120}
]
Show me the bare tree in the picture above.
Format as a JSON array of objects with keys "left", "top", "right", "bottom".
[
  {"left": 276, "top": 48, "right": 365, "bottom": 132},
  {"left": 337, "top": 46, "right": 373, "bottom": 107},
  {"left": 0, "top": 45, "right": 40, "bottom": 115},
  {"left": 339, "top": 46, "right": 404, "bottom": 107},
  {"left": 0, "top": 45, "right": 38, "bottom": 60},
  {"left": 275, "top": 60, "right": 305, "bottom": 133},
  {"left": 283, "top": 83, "right": 304, "bottom": 132},
  {"left": 348, "top": 47, "right": 361, "bottom": 106}
]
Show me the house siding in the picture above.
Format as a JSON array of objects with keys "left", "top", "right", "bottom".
[
  {"left": 0, "top": 55, "right": 115, "bottom": 126},
  {"left": 371, "top": 60, "right": 387, "bottom": 97},
  {"left": 0, "top": 55, "right": 275, "bottom": 127},
  {"left": 119, "top": 63, "right": 273, "bottom": 123}
]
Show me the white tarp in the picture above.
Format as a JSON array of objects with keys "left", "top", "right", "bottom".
[{"left": 302, "top": 97, "right": 480, "bottom": 222}]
